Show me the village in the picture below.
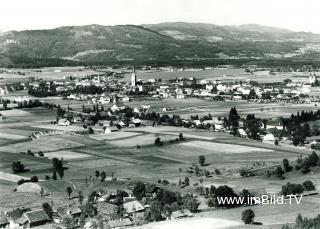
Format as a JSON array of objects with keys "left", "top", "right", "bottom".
[{"left": 0, "top": 66, "right": 320, "bottom": 229}]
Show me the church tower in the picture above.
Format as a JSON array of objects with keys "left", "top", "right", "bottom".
[{"left": 131, "top": 68, "right": 137, "bottom": 87}]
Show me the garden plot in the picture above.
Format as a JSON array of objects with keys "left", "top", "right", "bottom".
[
  {"left": 44, "top": 150, "right": 93, "bottom": 160},
  {"left": 0, "top": 136, "right": 84, "bottom": 153}
]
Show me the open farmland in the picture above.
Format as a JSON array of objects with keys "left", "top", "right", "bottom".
[
  {"left": 125, "top": 68, "right": 311, "bottom": 84},
  {"left": 0, "top": 106, "right": 319, "bottom": 227}
]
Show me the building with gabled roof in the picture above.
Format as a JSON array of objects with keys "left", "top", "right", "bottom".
[{"left": 23, "top": 209, "right": 49, "bottom": 228}]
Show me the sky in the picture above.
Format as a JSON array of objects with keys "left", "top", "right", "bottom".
[{"left": 0, "top": 0, "right": 320, "bottom": 33}]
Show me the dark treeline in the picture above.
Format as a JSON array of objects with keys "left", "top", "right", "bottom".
[
  {"left": 3, "top": 53, "right": 320, "bottom": 69},
  {"left": 5, "top": 56, "right": 83, "bottom": 68}
]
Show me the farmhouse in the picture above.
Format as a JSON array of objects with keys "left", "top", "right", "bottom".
[
  {"left": 22, "top": 209, "right": 49, "bottom": 228},
  {"left": 56, "top": 204, "right": 82, "bottom": 218}
]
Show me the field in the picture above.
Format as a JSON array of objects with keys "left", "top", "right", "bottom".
[
  {"left": 125, "top": 68, "right": 311, "bottom": 84},
  {"left": 0, "top": 84, "right": 319, "bottom": 228},
  {"left": 0, "top": 66, "right": 101, "bottom": 85}
]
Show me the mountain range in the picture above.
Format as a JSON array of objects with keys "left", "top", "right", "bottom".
[{"left": 1, "top": 22, "right": 320, "bottom": 67}]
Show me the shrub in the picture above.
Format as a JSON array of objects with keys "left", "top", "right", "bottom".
[
  {"left": 30, "top": 176, "right": 39, "bottom": 182},
  {"left": 302, "top": 180, "right": 315, "bottom": 191},
  {"left": 17, "top": 179, "right": 26, "bottom": 185},
  {"left": 301, "top": 166, "right": 311, "bottom": 174},
  {"left": 242, "top": 209, "right": 255, "bottom": 224}
]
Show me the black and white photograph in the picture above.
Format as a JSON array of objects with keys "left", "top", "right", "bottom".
[{"left": 0, "top": 0, "right": 319, "bottom": 228}]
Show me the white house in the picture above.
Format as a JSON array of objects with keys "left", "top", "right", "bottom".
[{"left": 58, "top": 118, "right": 70, "bottom": 126}]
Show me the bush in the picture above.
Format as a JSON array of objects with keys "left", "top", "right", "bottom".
[
  {"left": 30, "top": 176, "right": 39, "bottom": 182},
  {"left": 242, "top": 209, "right": 255, "bottom": 224},
  {"left": 17, "top": 179, "right": 26, "bottom": 185},
  {"left": 38, "top": 151, "right": 44, "bottom": 157},
  {"left": 302, "top": 180, "right": 315, "bottom": 191},
  {"left": 12, "top": 161, "right": 25, "bottom": 174},
  {"left": 301, "top": 166, "right": 311, "bottom": 174},
  {"left": 88, "top": 127, "right": 94, "bottom": 134}
]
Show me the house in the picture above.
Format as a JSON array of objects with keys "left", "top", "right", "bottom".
[
  {"left": 237, "top": 128, "right": 247, "bottom": 137},
  {"left": 57, "top": 118, "right": 70, "bottom": 126},
  {"left": 117, "top": 121, "right": 126, "bottom": 127},
  {"left": 123, "top": 201, "right": 145, "bottom": 214},
  {"left": 108, "top": 218, "right": 133, "bottom": 229},
  {"left": 131, "top": 119, "right": 142, "bottom": 127},
  {"left": 263, "top": 133, "right": 275, "bottom": 142},
  {"left": 10, "top": 216, "right": 28, "bottom": 229},
  {"left": 192, "top": 120, "right": 201, "bottom": 126},
  {"left": 23, "top": 209, "right": 49, "bottom": 228},
  {"left": 104, "top": 126, "right": 119, "bottom": 134},
  {"left": 97, "top": 203, "right": 119, "bottom": 219},
  {"left": 171, "top": 209, "right": 193, "bottom": 219},
  {"left": 202, "top": 120, "right": 214, "bottom": 126},
  {"left": 56, "top": 205, "right": 81, "bottom": 218}
]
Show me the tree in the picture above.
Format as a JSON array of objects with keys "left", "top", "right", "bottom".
[
  {"left": 66, "top": 187, "right": 72, "bottom": 200},
  {"left": 88, "top": 127, "right": 94, "bottom": 134},
  {"left": 57, "top": 168, "right": 64, "bottom": 179},
  {"left": 80, "top": 203, "right": 97, "bottom": 217},
  {"left": 88, "top": 191, "right": 98, "bottom": 203},
  {"left": 100, "top": 171, "right": 106, "bottom": 182},
  {"left": 195, "top": 166, "right": 200, "bottom": 176},
  {"left": 199, "top": 155, "right": 205, "bottom": 166},
  {"left": 302, "top": 180, "right": 315, "bottom": 191},
  {"left": 40, "top": 188, "right": 44, "bottom": 197},
  {"left": 283, "top": 159, "right": 292, "bottom": 172},
  {"left": 228, "top": 107, "right": 240, "bottom": 135},
  {"left": 95, "top": 170, "right": 100, "bottom": 178},
  {"left": 182, "top": 195, "right": 200, "bottom": 212},
  {"left": 52, "top": 171, "right": 57, "bottom": 180},
  {"left": 148, "top": 201, "right": 163, "bottom": 222},
  {"left": 42, "top": 203, "right": 53, "bottom": 219},
  {"left": 30, "top": 176, "right": 38, "bottom": 182},
  {"left": 209, "top": 185, "right": 216, "bottom": 195},
  {"left": 274, "top": 166, "right": 284, "bottom": 178},
  {"left": 242, "top": 209, "right": 255, "bottom": 224},
  {"left": 78, "top": 191, "right": 84, "bottom": 205},
  {"left": 154, "top": 137, "right": 163, "bottom": 146},
  {"left": 61, "top": 215, "right": 74, "bottom": 228},
  {"left": 133, "top": 181, "right": 146, "bottom": 200},
  {"left": 11, "top": 161, "right": 25, "bottom": 173},
  {"left": 184, "top": 177, "right": 190, "bottom": 186}
]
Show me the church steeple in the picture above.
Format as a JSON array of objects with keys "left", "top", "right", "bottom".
[{"left": 131, "top": 67, "right": 137, "bottom": 87}]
